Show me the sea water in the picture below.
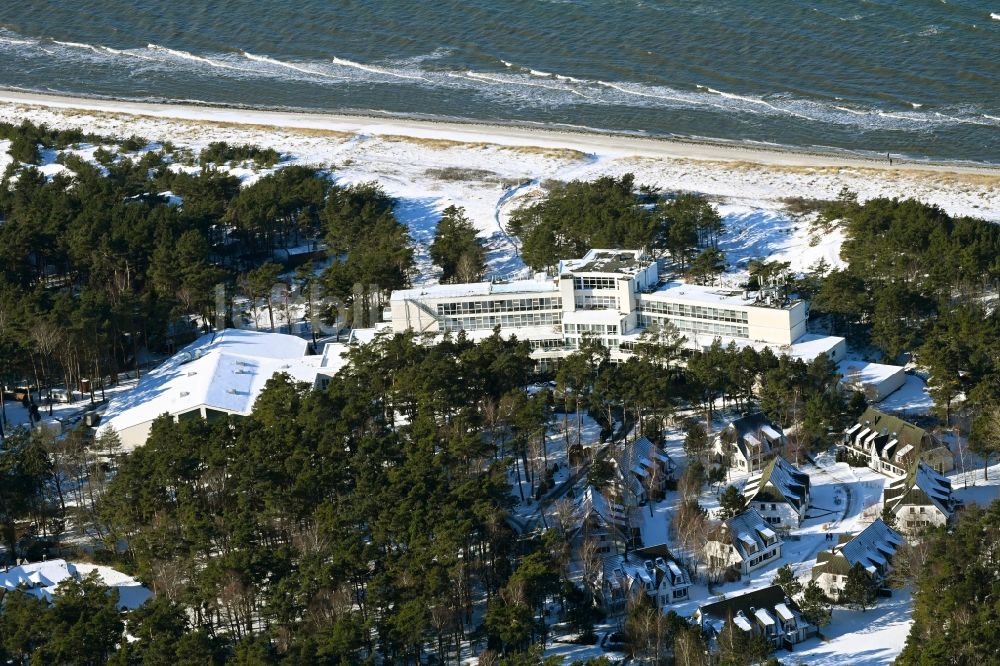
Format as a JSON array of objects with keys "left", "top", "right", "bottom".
[{"left": 0, "top": 0, "right": 997, "bottom": 163}]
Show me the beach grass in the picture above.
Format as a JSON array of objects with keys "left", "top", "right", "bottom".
[{"left": 379, "top": 133, "right": 586, "bottom": 160}]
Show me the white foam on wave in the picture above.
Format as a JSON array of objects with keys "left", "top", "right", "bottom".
[
  {"left": 0, "top": 32, "right": 34, "bottom": 46},
  {"left": 600, "top": 80, "right": 704, "bottom": 106},
  {"left": 698, "top": 85, "right": 814, "bottom": 121},
  {"left": 145, "top": 44, "right": 242, "bottom": 71},
  {"left": 52, "top": 39, "right": 106, "bottom": 54},
  {"left": 242, "top": 52, "right": 344, "bottom": 80},
  {"left": 499, "top": 59, "right": 587, "bottom": 84},
  {"left": 991, "top": 12, "right": 1000, "bottom": 20},
  {"left": 330, "top": 56, "right": 429, "bottom": 81},
  {"left": 463, "top": 70, "right": 590, "bottom": 98}
]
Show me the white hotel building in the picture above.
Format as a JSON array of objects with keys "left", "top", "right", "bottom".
[{"left": 388, "top": 249, "right": 843, "bottom": 365}]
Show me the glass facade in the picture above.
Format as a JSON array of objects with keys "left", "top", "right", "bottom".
[
  {"left": 638, "top": 313, "right": 749, "bottom": 339},
  {"left": 574, "top": 276, "right": 618, "bottom": 290},
  {"left": 564, "top": 323, "right": 619, "bottom": 335},
  {"left": 441, "top": 311, "right": 562, "bottom": 331},
  {"left": 436, "top": 297, "right": 561, "bottom": 315},
  {"left": 575, "top": 295, "right": 619, "bottom": 310},
  {"left": 639, "top": 300, "right": 748, "bottom": 323}
]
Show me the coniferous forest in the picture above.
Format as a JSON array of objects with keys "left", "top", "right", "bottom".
[{"left": 2, "top": 120, "right": 1000, "bottom": 664}]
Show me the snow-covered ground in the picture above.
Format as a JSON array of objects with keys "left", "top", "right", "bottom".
[
  {"left": 629, "top": 436, "right": 909, "bottom": 663},
  {"left": 877, "top": 374, "right": 934, "bottom": 415},
  {"left": 3, "top": 98, "right": 1000, "bottom": 290},
  {"left": 509, "top": 411, "right": 601, "bottom": 516},
  {"left": 1, "top": 380, "right": 139, "bottom": 434},
  {"left": 717, "top": 204, "right": 846, "bottom": 280},
  {"left": 789, "top": 587, "right": 914, "bottom": 666}
]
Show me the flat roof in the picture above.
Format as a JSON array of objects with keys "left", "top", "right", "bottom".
[
  {"left": 838, "top": 360, "right": 906, "bottom": 386},
  {"left": 559, "top": 249, "right": 651, "bottom": 276},
  {"left": 787, "top": 333, "right": 845, "bottom": 360},
  {"left": 562, "top": 309, "right": 624, "bottom": 325},
  {"left": 646, "top": 280, "right": 800, "bottom": 310},
  {"left": 391, "top": 279, "right": 558, "bottom": 301}
]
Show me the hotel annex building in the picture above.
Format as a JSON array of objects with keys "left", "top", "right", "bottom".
[{"left": 389, "top": 249, "right": 843, "bottom": 366}]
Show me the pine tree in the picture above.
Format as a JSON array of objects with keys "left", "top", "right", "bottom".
[
  {"left": 799, "top": 579, "right": 832, "bottom": 627},
  {"left": 771, "top": 564, "right": 803, "bottom": 598},
  {"left": 430, "top": 205, "right": 486, "bottom": 283},
  {"left": 718, "top": 485, "right": 745, "bottom": 519},
  {"left": 841, "top": 563, "right": 876, "bottom": 611}
]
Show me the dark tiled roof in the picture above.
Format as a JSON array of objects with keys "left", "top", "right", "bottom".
[
  {"left": 698, "top": 584, "right": 798, "bottom": 624},
  {"left": 813, "top": 519, "right": 903, "bottom": 579},
  {"left": 743, "top": 455, "right": 810, "bottom": 510}
]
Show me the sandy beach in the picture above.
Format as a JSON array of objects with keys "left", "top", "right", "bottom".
[{"left": 2, "top": 89, "right": 998, "bottom": 175}]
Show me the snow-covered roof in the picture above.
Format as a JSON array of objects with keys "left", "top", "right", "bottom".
[
  {"left": 743, "top": 455, "right": 810, "bottom": 511},
  {"left": 558, "top": 249, "right": 651, "bottom": 276},
  {"left": 390, "top": 279, "right": 558, "bottom": 301},
  {"left": 885, "top": 462, "right": 954, "bottom": 516},
  {"left": 761, "top": 424, "right": 782, "bottom": 440},
  {"left": 838, "top": 360, "right": 905, "bottom": 387},
  {"left": 819, "top": 518, "right": 903, "bottom": 577},
  {"left": 754, "top": 608, "right": 775, "bottom": 626},
  {"left": 775, "top": 603, "right": 795, "bottom": 622},
  {"left": 697, "top": 585, "right": 806, "bottom": 634},
  {"left": 787, "top": 333, "right": 845, "bottom": 361},
  {"left": 0, "top": 559, "right": 151, "bottom": 610},
  {"left": 601, "top": 544, "right": 691, "bottom": 595},
  {"left": 101, "top": 330, "right": 324, "bottom": 440},
  {"left": 614, "top": 437, "right": 674, "bottom": 499},
  {"left": 318, "top": 342, "right": 351, "bottom": 372},
  {"left": 716, "top": 509, "right": 782, "bottom": 561},
  {"left": 647, "top": 280, "right": 796, "bottom": 309}
]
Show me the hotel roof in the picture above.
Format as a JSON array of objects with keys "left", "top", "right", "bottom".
[
  {"left": 646, "top": 280, "right": 800, "bottom": 310},
  {"left": 390, "top": 279, "right": 558, "bottom": 301},
  {"left": 558, "top": 249, "right": 652, "bottom": 275}
]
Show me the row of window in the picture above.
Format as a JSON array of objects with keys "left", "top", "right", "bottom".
[
  {"left": 441, "top": 312, "right": 561, "bottom": 331},
  {"left": 639, "top": 300, "right": 749, "bottom": 323},
  {"left": 575, "top": 295, "right": 619, "bottom": 310},
  {"left": 564, "top": 323, "right": 619, "bottom": 335},
  {"left": 528, "top": 338, "right": 565, "bottom": 350},
  {"left": 639, "top": 313, "right": 749, "bottom": 339},
  {"left": 574, "top": 276, "right": 618, "bottom": 290},
  {"left": 565, "top": 335, "right": 619, "bottom": 349},
  {"left": 436, "top": 297, "right": 562, "bottom": 315},
  {"left": 748, "top": 548, "right": 778, "bottom": 568}
]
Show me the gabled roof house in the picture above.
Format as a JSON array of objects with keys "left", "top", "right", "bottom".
[
  {"left": 571, "top": 485, "right": 628, "bottom": 556},
  {"left": 597, "top": 544, "right": 692, "bottom": 614},
  {"left": 693, "top": 584, "right": 816, "bottom": 653},
  {"left": 742, "top": 455, "right": 811, "bottom": 529},
  {"left": 843, "top": 407, "right": 954, "bottom": 477},
  {"left": 715, "top": 412, "right": 787, "bottom": 473},
  {"left": 883, "top": 461, "right": 956, "bottom": 534},
  {"left": 704, "top": 508, "right": 783, "bottom": 576},
  {"left": 811, "top": 518, "right": 904, "bottom": 599},
  {"left": 613, "top": 436, "right": 676, "bottom": 505}
]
